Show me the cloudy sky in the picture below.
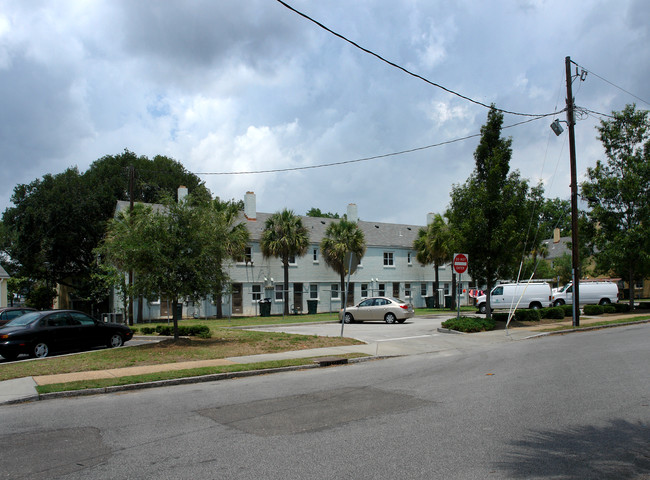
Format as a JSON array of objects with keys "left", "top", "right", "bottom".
[{"left": 1, "top": 0, "right": 648, "bottom": 225}]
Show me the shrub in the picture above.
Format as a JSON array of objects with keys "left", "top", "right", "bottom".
[
  {"left": 613, "top": 303, "right": 631, "bottom": 313},
  {"left": 540, "top": 306, "right": 565, "bottom": 319},
  {"left": 492, "top": 312, "right": 509, "bottom": 322},
  {"left": 141, "top": 327, "right": 157, "bottom": 335},
  {"left": 561, "top": 304, "right": 573, "bottom": 316},
  {"left": 583, "top": 304, "right": 604, "bottom": 316},
  {"left": 603, "top": 305, "right": 616, "bottom": 314},
  {"left": 514, "top": 309, "right": 542, "bottom": 322},
  {"left": 154, "top": 325, "right": 212, "bottom": 338},
  {"left": 441, "top": 316, "right": 496, "bottom": 333}
]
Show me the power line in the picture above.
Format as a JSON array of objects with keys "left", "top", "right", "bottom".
[
  {"left": 275, "top": 0, "right": 564, "bottom": 119},
  {"left": 573, "top": 61, "right": 650, "bottom": 107},
  {"left": 195, "top": 114, "right": 555, "bottom": 176}
]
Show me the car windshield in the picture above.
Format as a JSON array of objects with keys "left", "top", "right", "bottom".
[
  {"left": 4, "top": 311, "right": 42, "bottom": 326},
  {"left": 560, "top": 284, "right": 572, "bottom": 293}
]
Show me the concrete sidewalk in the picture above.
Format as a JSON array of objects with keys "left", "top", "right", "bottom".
[{"left": 1, "top": 314, "right": 647, "bottom": 405}]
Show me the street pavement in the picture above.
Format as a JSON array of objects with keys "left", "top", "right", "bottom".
[{"left": 1, "top": 312, "right": 647, "bottom": 405}]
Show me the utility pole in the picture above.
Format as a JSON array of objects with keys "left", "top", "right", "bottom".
[{"left": 565, "top": 56, "right": 580, "bottom": 327}]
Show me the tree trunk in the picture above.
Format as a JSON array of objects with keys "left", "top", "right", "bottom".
[
  {"left": 485, "top": 280, "right": 493, "bottom": 320},
  {"left": 629, "top": 270, "right": 635, "bottom": 311},
  {"left": 283, "top": 258, "right": 290, "bottom": 316},
  {"left": 215, "top": 292, "right": 223, "bottom": 319},
  {"left": 434, "top": 263, "right": 440, "bottom": 308},
  {"left": 172, "top": 297, "right": 180, "bottom": 340}
]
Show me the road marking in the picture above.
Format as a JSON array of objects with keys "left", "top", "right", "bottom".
[{"left": 376, "top": 334, "right": 438, "bottom": 342}]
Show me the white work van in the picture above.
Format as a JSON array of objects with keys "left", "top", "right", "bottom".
[
  {"left": 476, "top": 282, "right": 552, "bottom": 314},
  {"left": 551, "top": 281, "right": 618, "bottom": 307}
]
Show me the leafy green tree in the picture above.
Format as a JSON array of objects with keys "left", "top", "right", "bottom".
[
  {"left": 260, "top": 209, "right": 310, "bottom": 316},
  {"left": 446, "top": 106, "right": 538, "bottom": 317},
  {"left": 0, "top": 151, "right": 208, "bottom": 312},
  {"left": 306, "top": 208, "right": 340, "bottom": 219},
  {"left": 413, "top": 214, "right": 452, "bottom": 307},
  {"left": 537, "top": 198, "right": 571, "bottom": 239},
  {"left": 320, "top": 218, "right": 366, "bottom": 306},
  {"left": 581, "top": 104, "right": 650, "bottom": 308},
  {"left": 209, "top": 199, "right": 249, "bottom": 318},
  {"left": 96, "top": 194, "right": 232, "bottom": 338}
]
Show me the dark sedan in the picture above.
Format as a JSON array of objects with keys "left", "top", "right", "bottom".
[
  {"left": 0, "top": 310, "right": 133, "bottom": 360},
  {"left": 0, "top": 307, "right": 36, "bottom": 326}
]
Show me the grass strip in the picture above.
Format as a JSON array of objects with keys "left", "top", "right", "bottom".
[
  {"left": 35, "top": 354, "right": 368, "bottom": 394},
  {"left": 540, "top": 315, "right": 650, "bottom": 332}
]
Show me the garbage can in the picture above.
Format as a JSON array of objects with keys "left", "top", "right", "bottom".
[
  {"left": 306, "top": 299, "right": 318, "bottom": 315},
  {"left": 444, "top": 295, "right": 453, "bottom": 309},
  {"left": 425, "top": 296, "right": 435, "bottom": 308},
  {"left": 259, "top": 298, "right": 271, "bottom": 317}
]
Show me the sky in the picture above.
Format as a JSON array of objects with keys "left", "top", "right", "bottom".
[{"left": 0, "top": 0, "right": 648, "bottom": 226}]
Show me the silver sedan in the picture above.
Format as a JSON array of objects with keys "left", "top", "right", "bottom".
[{"left": 339, "top": 297, "right": 414, "bottom": 324}]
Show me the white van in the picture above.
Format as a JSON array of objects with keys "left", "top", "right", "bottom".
[
  {"left": 551, "top": 281, "right": 618, "bottom": 307},
  {"left": 476, "top": 282, "right": 552, "bottom": 314}
]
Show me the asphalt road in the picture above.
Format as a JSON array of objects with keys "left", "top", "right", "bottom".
[{"left": 1, "top": 323, "right": 648, "bottom": 479}]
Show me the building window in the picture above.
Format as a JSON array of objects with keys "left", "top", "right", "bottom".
[
  {"left": 420, "top": 283, "right": 427, "bottom": 296},
  {"left": 407, "top": 252, "right": 412, "bottom": 265},
  {"left": 378, "top": 283, "right": 385, "bottom": 296},
  {"left": 309, "top": 284, "right": 318, "bottom": 299},
  {"left": 288, "top": 255, "right": 296, "bottom": 265},
  {"left": 313, "top": 248, "right": 319, "bottom": 263},
  {"left": 331, "top": 284, "right": 339, "bottom": 299},
  {"left": 237, "top": 246, "right": 253, "bottom": 264},
  {"left": 444, "top": 283, "right": 450, "bottom": 295},
  {"left": 361, "top": 283, "right": 369, "bottom": 298},
  {"left": 405, "top": 283, "right": 411, "bottom": 298},
  {"left": 383, "top": 252, "right": 394, "bottom": 266},
  {"left": 275, "top": 284, "right": 284, "bottom": 301},
  {"left": 252, "top": 284, "right": 261, "bottom": 301}
]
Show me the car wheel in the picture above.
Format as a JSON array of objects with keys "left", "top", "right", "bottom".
[
  {"left": 384, "top": 313, "right": 397, "bottom": 324},
  {"left": 599, "top": 298, "right": 611, "bottom": 306},
  {"left": 32, "top": 342, "right": 49, "bottom": 358},
  {"left": 530, "top": 302, "right": 542, "bottom": 310},
  {"left": 343, "top": 313, "right": 354, "bottom": 324},
  {"left": 108, "top": 334, "right": 124, "bottom": 348},
  {"left": 553, "top": 300, "right": 565, "bottom": 307},
  {"left": 478, "top": 303, "right": 487, "bottom": 314}
]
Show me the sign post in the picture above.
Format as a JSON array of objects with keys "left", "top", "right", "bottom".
[{"left": 453, "top": 254, "right": 468, "bottom": 319}]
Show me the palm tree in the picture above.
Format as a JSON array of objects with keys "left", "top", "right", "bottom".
[
  {"left": 320, "top": 218, "right": 367, "bottom": 306},
  {"left": 260, "top": 209, "right": 310, "bottom": 315},
  {"left": 413, "top": 213, "right": 452, "bottom": 307},
  {"left": 209, "top": 199, "right": 250, "bottom": 318}
]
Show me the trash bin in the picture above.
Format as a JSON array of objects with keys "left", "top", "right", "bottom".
[
  {"left": 306, "top": 299, "right": 318, "bottom": 315},
  {"left": 425, "top": 296, "right": 435, "bottom": 308},
  {"left": 444, "top": 295, "right": 453, "bottom": 309},
  {"left": 259, "top": 298, "right": 271, "bottom": 317}
]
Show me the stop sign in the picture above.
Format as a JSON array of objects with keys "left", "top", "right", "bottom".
[{"left": 453, "top": 253, "right": 468, "bottom": 274}]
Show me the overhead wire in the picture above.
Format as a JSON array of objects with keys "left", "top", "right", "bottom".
[
  {"left": 573, "top": 61, "right": 650, "bottom": 107},
  {"left": 194, "top": 113, "right": 560, "bottom": 176},
  {"left": 275, "top": 0, "right": 564, "bottom": 119}
]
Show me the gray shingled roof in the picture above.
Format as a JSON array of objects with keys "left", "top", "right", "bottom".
[
  {"left": 0, "top": 265, "right": 9, "bottom": 278},
  {"left": 541, "top": 236, "right": 571, "bottom": 260},
  {"left": 114, "top": 201, "right": 425, "bottom": 249},
  {"left": 239, "top": 212, "right": 423, "bottom": 248}
]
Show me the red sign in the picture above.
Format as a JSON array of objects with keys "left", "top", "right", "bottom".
[{"left": 453, "top": 253, "right": 468, "bottom": 274}]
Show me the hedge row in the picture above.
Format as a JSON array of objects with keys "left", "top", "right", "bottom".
[
  {"left": 441, "top": 316, "right": 496, "bottom": 333},
  {"left": 132, "top": 325, "right": 212, "bottom": 338},
  {"left": 490, "top": 301, "right": 630, "bottom": 321}
]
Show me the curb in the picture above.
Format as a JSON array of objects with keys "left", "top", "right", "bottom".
[{"left": 3, "top": 355, "right": 393, "bottom": 405}]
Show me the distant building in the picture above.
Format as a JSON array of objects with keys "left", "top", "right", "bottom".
[
  {"left": 112, "top": 190, "right": 473, "bottom": 321},
  {"left": 0, "top": 265, "right": 9, "bottom": 308}
]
